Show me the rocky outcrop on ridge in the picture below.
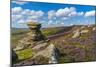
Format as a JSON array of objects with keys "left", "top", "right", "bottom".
[{"left": 13, "top": 22, "right": 58, "bottom": 66}]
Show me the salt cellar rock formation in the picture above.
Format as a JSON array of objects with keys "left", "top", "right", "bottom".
[
  {"left": 14, "top": 22, "right": 58, "bottom": 65},
  {"left": 14, "top": 22, "right": 47, "bottom": 51}
]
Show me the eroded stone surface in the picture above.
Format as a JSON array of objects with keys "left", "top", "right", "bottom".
[
  {"left": 72, "top": 29, "right": 81, "bottom": 38},
  {"left": 14, "top": 22, "right": 47, "bottom": 51},
  {"left": 13, "top": 22, "right": 58, "bottom": 65},
  {"left": 81, "top": 29, "right": 89, "bottom": 34}
]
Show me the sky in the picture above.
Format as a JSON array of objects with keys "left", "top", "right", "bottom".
[{"left": 11, "top": 1, "right": 96, "bottom": 28}]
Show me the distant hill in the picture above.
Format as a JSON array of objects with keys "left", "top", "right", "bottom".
[
  {"left": 11, "top": 26, "right": 73, "bottom": 36},
  {"left": 11, "top": 28, "right": 29, "bottom": 35},
  {"left": 50, "top": 24, "right": 96, "bottom": 63}
]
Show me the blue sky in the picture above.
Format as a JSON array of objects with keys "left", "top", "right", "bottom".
[{"left": 11, "top": 1, "right": 96, "bottom": 28}]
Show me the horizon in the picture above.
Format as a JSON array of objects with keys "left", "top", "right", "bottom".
[{"left": 12, "top": 23, "right": 95, "bottom": 29}]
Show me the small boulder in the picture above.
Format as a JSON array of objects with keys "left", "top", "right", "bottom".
[
  {"left": 72, "top": 29, "right": 80, "bottom": 38},
  {"left": 81, "top": 29, "right": 89, "bottom": 34},
  {"left": 93, "top": 27, "right": 96, "bottom": 31}
]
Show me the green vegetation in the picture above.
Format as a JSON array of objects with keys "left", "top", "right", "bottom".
[
  {"left": 11, "top": 28, "right": 29, "bottom": 48},
  {"left": 11, "top": 28, "right": 28, "bottom": 34},
  {"left": 16, "top": 48, "right": 33, "bottom": 60},
  {"left": 12, "top": 25, "right": 96, "bottom": 64},
  {"left": 51, "top": 25, "right": 96, "bottom": 63},
  {"left": 11, "top": 27, "right": 66, "bottom": 47},
  {"left": 58, "top": 56, "right": 75, "bottom": 63},
  {"left": 42, "top": 27, "right": 66, "bottom": 36}
]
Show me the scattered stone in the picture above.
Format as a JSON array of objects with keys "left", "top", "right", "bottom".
[
  {"left": 13, "top": 45, "right": 24, "bottom": 51},
  {"left": 87, "top": 25, "right": 92, "bottom": 27},
  {"left": 81, "top": 29, "right": 89, "bottom": 34},
  {"left": 80, "top": 26, "right": 85, "bottom": 29},
  {"left": 72, "top": 29, "right": 81, "bottom": 38},
  {"left": 48, "top": 44, "right": 58, "bottom": 64},
  {"left": 93, "top": 27, "right": 96, "bottom": 31}
]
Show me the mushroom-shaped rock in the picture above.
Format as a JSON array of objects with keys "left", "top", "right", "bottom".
[
  {"left": 27, "top": 22, "right": 46, "bottom": 41},
  {"left": 27, "top": 22, "right": 41, "bottom": 30},
  {"left": 14, "top": 22, "right": 47, "bottom": 51}
]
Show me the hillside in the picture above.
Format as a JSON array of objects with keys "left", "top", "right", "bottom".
[
  {"left": 11, "top": 26, "right": 73, "bottom": 48},
  {"left": 50, "top": 25, "right": 96, "bottom": 63},
  {"left": 11, "top": 24, "right": 96, "bottom": 65}
]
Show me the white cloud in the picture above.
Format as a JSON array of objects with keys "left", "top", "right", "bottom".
[
  {"left": 11, "top": 7, "right": 44, "bottom": 24},
  {"left": 84, "top": 10, "right": 95, "bottom": 17},
  {"left": 68, "top": 11, "right": 84, "bottom": 17},
  {"left": 11, "top": 14, "right": 23, "bottom": 23},
  {"left": 61, "top": 17, "right": 68, "bottom": 20},
  {"left": 56, "top": 7, "right": 77, "bottom": 17},
  {"left": 68, "top": 11, "right": 77, "bottom": 16},
  {"left": 26, "top": 19, "right": 39, "bottom": 23},
  {"left": 11, "top": 6, "right": 95, "bottom": 28},
  {"left": 70, "top": 23, "right": 74, "bottom": 26},
  {"left": 17, "top": 19, "right": 25, "bottom": 24},
  {"left": 40, "top": 20, "right": 45, "bottom": 23},
  {"left": 69, "top": 7, "right": 76, "bottom": 12},
  {"left": 12, "top": 1, "right": 27, "bottom": 5},
  {"left": 21, "top": 9, "right": 32, "bottom": 15},
  {"left": 61, "top": 22, "right": 64, "bottom": 25},
  {"left": 21, "top": 9, "right": 44, "bottom": 17},
  {"left": 14, "top": 15, "right": 22, "bottom": 19},
  {"left": 47, "top": 7, "right": 84, "bottom": 24},
  {"left": 56, "top": 7, "right": 70, "bottom": 17},
  {"left": 49, "top": 7, "right": 84, "bottom": 18},
  {"left": 11, "top": 15, "right": 16, "bottom": 22},
  {"left": 78, "top": 12, "right": 84, "bottom": 16},
  {"left": 48, "top": 20, "right": 53, "bottom": 25},
  {"left": 35, "top": 11, "right": 44, "bottom": 17},
  {"left": 12, "top": 7, "right": 22, "bottom": 14},
  {"left": 48, "top": 10, "right": 56, "bottom": 19},
  {"left": 29, "top": 16, "right": 39, "bottom": 19},
  {"left": 55, "top": 21, "right": 59, "bottom": 24}
]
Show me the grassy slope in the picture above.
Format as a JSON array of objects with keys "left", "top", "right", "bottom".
[
  {"left": 11, "top": 25, "right": 96, "bottom": 63},
  {"left": 11, "top": 27, "right": 70, "bottom": 61},
  {"left": 50, "top": 25, "right": 96, "bottom": 63},
  {"left": 11, "top": 26, "right": 71, "bottom": 47}
]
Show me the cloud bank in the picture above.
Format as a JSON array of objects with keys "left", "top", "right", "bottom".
[
  {"left": 84, "top": 10, "right": 95, "bottom": 17},
  {"left": 11, "top": 6, "right": 96, "bottom": 28}
]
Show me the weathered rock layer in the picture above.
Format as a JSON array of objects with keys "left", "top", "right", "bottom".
[{"left": 13, "top": 22, "right": 58, "bottom": 66}]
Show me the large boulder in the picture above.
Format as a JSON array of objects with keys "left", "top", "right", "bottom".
[
  {"left": 27, "top": 22, "right": 46, "bottom": 41},
  {"left": 14, "top": 22, "right": 47, "bottom": 51},
  {"left": 93, "top": 27, "right": 96, "bottom": 31},
  {"left": 13, "top": 22, "right": 58, "bottom": 66}
]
